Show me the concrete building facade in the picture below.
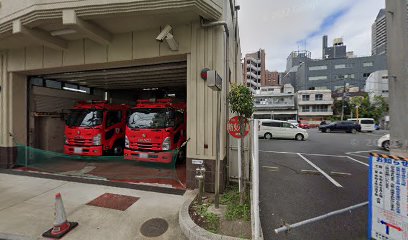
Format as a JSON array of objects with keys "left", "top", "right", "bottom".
[
  {"left": 0, "top": 0, "right": 244, "bottom": 191},
  {"left": 386, "top": 0, "right": 408, "bottom": 157},
  {"left": 253, "top": 84, "right": 297, "bottom": 120},
  {"left": 297, "top": 89, "right": 333, "bottom": 126},
  {"left": 365, "top": 70, "right": 389, "bottom": 102},
  {"left": 264, "top": 70, "right": 279, "bottom": 86},
  {"left": 282, "top": 36, "right": 388, "bottom": 92},
  {"left": 372, "top": 9, "right": 387, "bottom": 55},
  {"left": 243, "top": 49, "right": 266, "bottom": 93}
]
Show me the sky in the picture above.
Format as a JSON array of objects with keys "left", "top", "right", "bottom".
[{"left": 237, "top": 0, "right": 385, "bottom": 72}]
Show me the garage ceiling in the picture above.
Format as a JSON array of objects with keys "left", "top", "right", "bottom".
[{"left": 39, "top": 61, "right": 187, "bottom": 90}]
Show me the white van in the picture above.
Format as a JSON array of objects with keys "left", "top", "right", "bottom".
[
  {"left": 347, "top": 118, "right": 375, "bottom": 132},
  {"left": 259, "top": 120, "right": 309, "bottom": 141}
]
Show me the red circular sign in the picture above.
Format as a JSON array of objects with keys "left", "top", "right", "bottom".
[{"left": 228, "top": 116, "right": 250, "bottom": 139}]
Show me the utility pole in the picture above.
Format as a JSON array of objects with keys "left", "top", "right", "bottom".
[
  {"left": 386, "top": 0, "right": 408, "bottom": 157},
  {"left": 341, "top": 79, "right": 346, "bottom": 121}
]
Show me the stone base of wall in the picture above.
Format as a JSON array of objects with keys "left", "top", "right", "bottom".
[
  {"left": 0, "top": 146, "right": 17, "bottom": 169},
  {"left": 186, "top": 157, "right": 227, "bottom": 193}
]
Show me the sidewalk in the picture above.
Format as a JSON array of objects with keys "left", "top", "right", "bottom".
[{"left": 0, "top": 173, "right": 187, "bottom": 240}]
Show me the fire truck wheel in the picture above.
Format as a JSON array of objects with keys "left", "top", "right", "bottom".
[{"left": 112, "top": 142, "right": 124, "bottom": 156}]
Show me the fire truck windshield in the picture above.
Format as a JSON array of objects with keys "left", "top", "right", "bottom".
[
  {"left": 66, "top": 110, "right": 103, "bottom": 127},
  {"left": 127, "top": 108, "right": 175, "bottom": 129}
]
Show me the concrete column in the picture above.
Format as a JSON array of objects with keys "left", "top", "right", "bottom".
[{"left": 386, "top": 0, "right": 408, "bottom": 157}]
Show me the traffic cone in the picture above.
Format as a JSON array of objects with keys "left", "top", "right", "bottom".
[{"left": 42, "top": 193, "right": 78, "bottom": 239}]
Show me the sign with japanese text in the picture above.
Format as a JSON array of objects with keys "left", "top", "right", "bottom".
[
  {"left": 369, "top": 154, "right": 408, "bottom": 240},
  {"left": 227, "top": 116, "right": 250, "bottom": 139}
]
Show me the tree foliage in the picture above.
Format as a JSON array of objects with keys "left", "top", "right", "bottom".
[
  {"left": 227, "top": 84, "right": 254, "bottom": 205},
  {"left": 349, "top": 95, "right": 389, "bottom": 122},
  {"left": 228, "top": 84, "right": 254, "bottom": 118}
]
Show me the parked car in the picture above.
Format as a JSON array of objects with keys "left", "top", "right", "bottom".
[
  {"left": 319, "top": 121, "right": 361, "bottom": 133},
  {"left": 374, "top": 124, "right": 380, "bottom": 130},
  {"left": 377, "top": 134, "right": 390, "bottom": 151},
  {"left": 298, "top": 122, "right": 310, "bottom": 129},
  {"left": 287, "top": 120, "right": 299, "bottom": 127},
  {"left": 259, "top": 120, "right": 309, "bottom": 141},
  {"left": 347, "top": 118, "right": 375, "bottom": 132}
]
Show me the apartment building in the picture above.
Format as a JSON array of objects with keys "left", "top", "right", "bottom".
[{"left": 297, "top": 89, "right": 333, "bottom": 125}]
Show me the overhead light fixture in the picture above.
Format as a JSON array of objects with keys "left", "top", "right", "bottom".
[
  {"left": 50, "top": 29, "right": 77, "bottom": 36},
  {"left": 63, "top": 87, "right": 87, "bottom": 93}
]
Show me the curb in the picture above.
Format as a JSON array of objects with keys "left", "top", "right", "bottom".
[
  {"left": 0, "top": 233, "right": 36, "bottom": 240},
  {"left": 179, "top": 190, "right": 245, "bottom": 240}
]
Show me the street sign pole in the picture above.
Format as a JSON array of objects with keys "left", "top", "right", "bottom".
[
  {"left": 214, "top": 90, "right": 221, "bottom": 208},
  {"left": 206, "top": 70, "right": 223, "bottom": 209}
]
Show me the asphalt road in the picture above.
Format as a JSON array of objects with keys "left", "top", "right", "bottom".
[{"left": 259, "top": 128, "right": 388, "bottom": 240}]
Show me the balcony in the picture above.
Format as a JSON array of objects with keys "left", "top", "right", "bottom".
[
  {"left": 246, "top": 71, "right": 261, "bottom": 79},
  {"left": 248, "top": 79, "right": 261, "bottom": 88},
  {"left": 297, "top": 99, "right": 333, "bottom": 105},
  {"left": 298, "top": 111, "right": 333, "bottom": 116}
]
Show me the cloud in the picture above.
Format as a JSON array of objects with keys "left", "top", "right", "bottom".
[{"left": 237, "top": 0, "right": 385, "bottom": 72}]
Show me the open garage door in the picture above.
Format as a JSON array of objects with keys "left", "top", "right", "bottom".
[{"left": 18, "top": 60, "right": 188, "bottom": 190}]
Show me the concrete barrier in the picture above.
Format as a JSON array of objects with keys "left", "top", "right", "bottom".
[{"left": 179, "top": 190, "right": 245, "bottom": 240}]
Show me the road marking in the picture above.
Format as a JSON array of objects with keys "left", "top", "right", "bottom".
[
  {"left": 346, "top": 150, "right": 380, "bottom": 154},
  {"left": 330, "top": 171, "right": 352, "bottom": 176},
  {"left": 346, "top": 156, "right": 369, "bottom": 167},
  {"left": 300, "top": 169, "right": 322, "bottom": 175},
  {"left": 347, "top": 153, "right": 370, "bottom": 159},
  {"left": 262, "top": 166, "right": 279, "bottom": 171},
  {"left": 297, "top": 153, "right": 343, "bottom": 188},
  {"left": 260, "top": 150, "right": 346, "bottom": 158}
]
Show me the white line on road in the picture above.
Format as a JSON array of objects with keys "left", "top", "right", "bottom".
[
  {"left": 346, "top": 156, "right": 369, "bottom": 167},
  {"left": 260, "top": 150, "right": 346, "bottom": 158},
  {"left": 347, "top": 153, "right": 370, "bottom": 159},
  {"left": 346, "top": 150, "right": 379, "bottom": 154},
  {"left": 297, "top": 153, "right": 343, "bottom": 188}
]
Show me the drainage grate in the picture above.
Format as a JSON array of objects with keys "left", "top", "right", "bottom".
[
  {"left": 140, "top": 218, "right": 169, "bottom": 237},
  {"left": 87, "top": 193, "right": 139, "bottom": 211}
]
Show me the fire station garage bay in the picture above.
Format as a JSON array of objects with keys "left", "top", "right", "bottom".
[{"left": 0, "top": 0, "right": 243, "bottom": 191}]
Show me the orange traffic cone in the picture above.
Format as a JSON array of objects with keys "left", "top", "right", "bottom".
[{"left": 42, "top": 193, "right": 78, "bottom": 239}]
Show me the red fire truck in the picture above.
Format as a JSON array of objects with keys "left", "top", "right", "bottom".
[
  {"left": 124, "top": 99, "right": 186, "bottom": 163},
  {"left": 64, "top": 101, "right": 129, "bottom": 156}
]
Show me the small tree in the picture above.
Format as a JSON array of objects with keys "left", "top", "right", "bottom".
[{"left": 228, "top": 84, "right": 254, "bottom": 205}]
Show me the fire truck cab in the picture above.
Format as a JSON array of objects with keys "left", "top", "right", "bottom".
[
  {"left": 64, "top": 101, "right": 129, "bottom": 156},
  {"left": 124, "top": 99, "right": 186, "bottom": 164}
]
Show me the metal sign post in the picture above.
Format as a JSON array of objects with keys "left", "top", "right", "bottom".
[{"left": 206, "top": 70, "right": 222, "bottom": 209}]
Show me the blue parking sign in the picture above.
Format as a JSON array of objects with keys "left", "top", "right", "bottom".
[{"left": 369, "top": 153, "right": 408, "bottom": 239}]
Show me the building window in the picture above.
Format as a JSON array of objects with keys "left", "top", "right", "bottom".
[
  {"left": 336, "top": 74, "right": 355, "bottom": 79},
  {"left": 363, "top": 62, "right": 374, "bottom": 67},
  {"left": 363, "top": 73, "right": 372, "bottom": 77},
  {"left": 312, "top": 105, "right": 328, "bottom": 112},
  {"left": 315, "top": 94, "right": 323, "bottom": 101},
  {"left": 335, "top": 63, "right": 354, "bottom": 69},
  {"left": 302, "top": 95, "right": 310, "bottom": 101},
  {"left": 309, "top": 65, "right": 327, "bottom": 71},
  {"left": 308, "top": 76, "right": 328, "bottom": 81},
  {"left": 301, "top": 106, "right": 310, "bottom": 112}
]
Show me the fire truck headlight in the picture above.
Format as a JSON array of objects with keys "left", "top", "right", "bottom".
[
  {"left": 125, "top": 136, "right": 129, "bottom": 148},
  {"left": 93, "top": 134, "right": 102, "bottom": 146},
  {"left": 162, "top": 137, "right": 171, "bottom": 151}
]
